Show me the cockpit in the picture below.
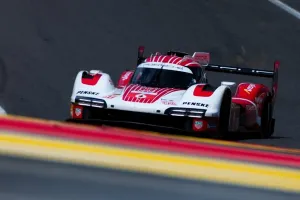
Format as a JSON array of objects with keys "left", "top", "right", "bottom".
[{"left": 130, "top": 63, "right": 195, "bottom": 89}]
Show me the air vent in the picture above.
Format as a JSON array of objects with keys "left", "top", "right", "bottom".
[
  {"left": 165, "top": 108, "right": 206, "bottom": 118},
  {"left": 75, "top": 96, "right": 106, "bottom": 108}
]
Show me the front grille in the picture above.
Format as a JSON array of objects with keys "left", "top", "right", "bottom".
[
  {"left": 75, "top": 96, "right": 106, "bottom": 108},
  {"left": 165, "top": 107, "right": 206, "bottom": 118}
]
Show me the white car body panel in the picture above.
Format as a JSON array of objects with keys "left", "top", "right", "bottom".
[
  {"left": 71, "top": 76, "right": 229, "bottom": 119},
  {"left": 70, "top": 62, "right": 259, "bottom": 132}
]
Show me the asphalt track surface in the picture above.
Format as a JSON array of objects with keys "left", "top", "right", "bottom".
[
  {"left": 1, "top": 1, "right": 300, "bottom": 199},
  {"left": 1, "top": 155, "right": 300, "bottom": 200},
  {"left": 0, "top": 0, "right": 300, "bottom": 148},
  {"left": 283, "top": 0, "right": 300, "bottom": 11}
]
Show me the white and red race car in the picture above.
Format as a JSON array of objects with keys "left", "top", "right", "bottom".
[{"left": 68, "top": 46, "right": 279, "bottom": 138}]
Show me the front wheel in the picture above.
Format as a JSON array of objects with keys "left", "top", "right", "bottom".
[
  {"left": 82, "top": 106, "right": 93, "bottom": 119},
  {"left": 215, "top": 90, "right": 232, "bottom": 139}
]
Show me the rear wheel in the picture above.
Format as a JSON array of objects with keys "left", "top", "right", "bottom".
[{"left": 260, "top": 100, "right": 274, "bottom": 138}]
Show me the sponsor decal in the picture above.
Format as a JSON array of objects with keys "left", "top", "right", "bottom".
[
  {"left": 161, "top": 64, "right": 185, "bottom": 71},
  {"left": 192, "top": 119, "right": 207, "bottom": 131},
  {"left": 215, "top": 66, "right": 237, "bottom": 70},
  {"left": 142, "top": 63, "right": 163, "bottom": 67},
  {"left": 122, "top": 71, "right": 132, "bottom": 81},
  {"left": 75, "top": 108, "right": 82, "bottom": 116},
  {"left": 72, "top": 104, "right": 83, "bottom": 119},
  {"left": 161, "top": 99, "right": 177, "bottom": 105},
  {"left": 131, "top": 87, "right": 158, "bottom": 94},
  {"left": 244, "top": 84, "right": 256, "bottom": 94},
  {"left": 207, "top": 123, "right": 216, "bottom": 129},
  {"left": 77, "top": 91, "right": 99, "bottom": 95},
  {"left": 122, "top": 85, "right": 180, "bottom": 103},
  {"left": 103, "top": 94, "right": 118, "bottom": 99},
  {"left": 194, "top": 121, "right": 203, "bottom": 130},
  {"left": 183, "top": 101, "right": 208, "bottom": 108},
  {"left": 135, "top": 94, "right": 147, "bottom": 99},
  {"left": 142, "top": 63, "right": 185, "bottom": 71}
]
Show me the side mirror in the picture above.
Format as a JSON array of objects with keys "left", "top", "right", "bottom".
[
  {"left": 89, "top": 70, "right": 102, "bottom": 74},
  {"left": 117, "top": 70, "right": 134, "bottom": 88},
  {"left": 221, "top": 81, "right": 236, "bottom": 88}
]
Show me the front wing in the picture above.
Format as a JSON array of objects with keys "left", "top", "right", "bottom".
[{"left": 67, "top": 101, "right": 221, "bottom": 133}]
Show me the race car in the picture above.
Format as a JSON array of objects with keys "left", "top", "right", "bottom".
[{"left": 67, "top": 46, "right": 279, "bottom": 138}]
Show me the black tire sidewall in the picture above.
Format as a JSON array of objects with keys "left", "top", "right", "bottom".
[
  {"left": 82, "top": 106, "right": 92, "bottom": 119},
  {"left": 217, "top": 90, "right": 231, "bottom": 138},
  {"left": 261, "top": 99, "right": 273, "bottom": 138}
]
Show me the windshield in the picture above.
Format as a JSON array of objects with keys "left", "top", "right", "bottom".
[{"left": 130, "top": 67, "right": 194, "bottom": 89}]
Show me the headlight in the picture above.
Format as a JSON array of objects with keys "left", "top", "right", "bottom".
[
  {"left": 75, "top": 97, "right": 106, "bottom": 108},
  {"left": 165, "top": 108, "right": 206, "bottom": 118}
]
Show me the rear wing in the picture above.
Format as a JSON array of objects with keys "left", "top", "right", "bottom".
[
  {"left": 136, "top": 45, "right": 278, "bottom": 99},
  {"left": 205, "top": 61, "right": 280, "bottom": 100}
]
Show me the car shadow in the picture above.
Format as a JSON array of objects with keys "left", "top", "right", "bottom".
[
  {"left": 103, "top": 122, "right": 291, "bottom": 141},
  {"left": 66, "top": 119, "right": 290, "bottom": 142},
  {"left": 223, "top": 132, "right": 290, "bottom": 141}
]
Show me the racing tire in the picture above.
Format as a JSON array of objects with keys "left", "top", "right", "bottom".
[
  {"left": 215, "top": 89, "right": 232, "bottom": 139},
  {"left": 82, "top": 106, "right": 104, "bottom": 126},
  {"left": 260, "top": 100, "right": 274, "bottom": 138},
  {"left": 82, "top": 106, "right": 93, "bottom": 119}
]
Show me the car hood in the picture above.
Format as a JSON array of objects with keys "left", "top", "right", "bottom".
[{"left": 121, "top": 84, "right": 185, "bottom": 105}]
